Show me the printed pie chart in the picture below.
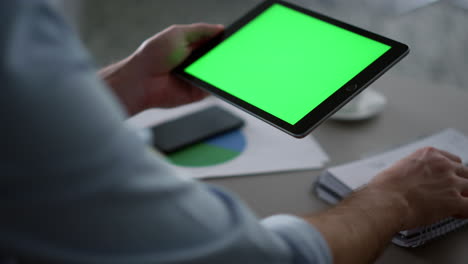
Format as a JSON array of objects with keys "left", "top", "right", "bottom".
[{"left": 166, "top": 129, "right": 247, "bottom": 167}]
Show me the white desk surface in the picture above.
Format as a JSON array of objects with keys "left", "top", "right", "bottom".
[{"left": 206, "top": 73, "right": 468, "bottom": 264}]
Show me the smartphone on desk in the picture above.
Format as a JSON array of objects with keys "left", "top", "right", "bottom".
[{"left": 151, "top": 105, "right": 245, "bottom": 154}]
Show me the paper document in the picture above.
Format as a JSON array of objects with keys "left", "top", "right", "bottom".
[
  {"left": 366, "top": 0, "right": 438, "bottom": 16},
  {"left": 128, "top": 97, "right": 329, "bottom": 179},
  {"left": 449, "top": 0, "right": 468, "bottom": 9},
  {"left": 330, "top": 128, "right": 468, "bottom": 190}
]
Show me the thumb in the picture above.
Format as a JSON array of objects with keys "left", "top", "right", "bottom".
[{"left": 184, "top": 23, "right": 225, "bottom": 49}]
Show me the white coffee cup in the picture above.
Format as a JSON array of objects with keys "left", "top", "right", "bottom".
[{"left": 331, "top": 87, "right": 387, "bottom": 121}]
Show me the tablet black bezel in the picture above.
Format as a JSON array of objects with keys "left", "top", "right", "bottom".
[{"left": 173, "top": 0, "right": 409, "bottom": 137}]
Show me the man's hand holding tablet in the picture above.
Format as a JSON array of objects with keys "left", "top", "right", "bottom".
[{"left": 174, "top": 0, "right": 409, "bottom": 137}]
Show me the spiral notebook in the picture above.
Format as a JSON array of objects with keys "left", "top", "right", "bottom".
[{"left": 315, "top": 128, "right": 468, "bottom": 247}]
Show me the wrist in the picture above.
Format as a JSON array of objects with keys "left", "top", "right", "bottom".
[
  {"left": 362, "top": 183, "right": 411, "bottom": 231},
  {"left": 306, "top": 186, "right": 409, "bottom": 264},
  {"left": 99, "top": 54, "right": 146, "bottom": 115}
]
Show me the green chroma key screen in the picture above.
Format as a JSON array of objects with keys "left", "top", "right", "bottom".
[{"left": 185, "top": 3, "right": 391, "bottom": 125}]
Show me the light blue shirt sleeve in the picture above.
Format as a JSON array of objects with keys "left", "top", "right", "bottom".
[{"left": 0, "top": 1, "right": 332, "bottom": 263}]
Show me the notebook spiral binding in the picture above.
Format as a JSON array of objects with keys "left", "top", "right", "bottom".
[{"left": 413, "top": 218, "right": 468, "bottom": 247}]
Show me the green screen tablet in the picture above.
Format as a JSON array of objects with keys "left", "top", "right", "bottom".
[{"left": 175, "top": 0, "right": 409, "bottom": 137}]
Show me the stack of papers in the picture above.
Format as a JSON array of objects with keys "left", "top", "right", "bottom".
[
  {"left": 316, "top": 128, "right": 468, "bottom": 247},
  {"left": 128, "top": 97, "right": 329, "bottom": 179}
]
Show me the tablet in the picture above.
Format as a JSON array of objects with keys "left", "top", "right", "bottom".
[{"left": 174, "top": 0, "right": 409, "bottom": 137}]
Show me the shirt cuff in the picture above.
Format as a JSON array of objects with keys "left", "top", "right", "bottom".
[{"left": 261, "top": 214, "right": 333, "bottom": 264}]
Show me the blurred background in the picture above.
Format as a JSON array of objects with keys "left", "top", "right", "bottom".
[{"left": 58, "top": 0, "right": 468, "bottom": 91}]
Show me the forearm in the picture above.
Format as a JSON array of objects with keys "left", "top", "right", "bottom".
[{"left": 305, "top": 187, "right": 408, "bottom": 264}]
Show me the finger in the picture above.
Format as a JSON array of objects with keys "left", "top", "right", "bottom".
[
  {"left": 184, "top": 23, "right": 224, "bottom": 46},
  {"left": 170, "top": 77, "right": 209, "bottom": 104},
  {"left": 461, "top": 188, "right": 468, "bottom": 197},
  {"left": 454, "top": 198, "right": 468, "bottom": 218},
  {"left": 436, "top": 148, "right": 463, "bottom": 164},
  {"left": 455, "top": 163, "right": 468, "bottom": 179},
  {"left": 431, "top": 148, "right": 468, "bottom": 179}
]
